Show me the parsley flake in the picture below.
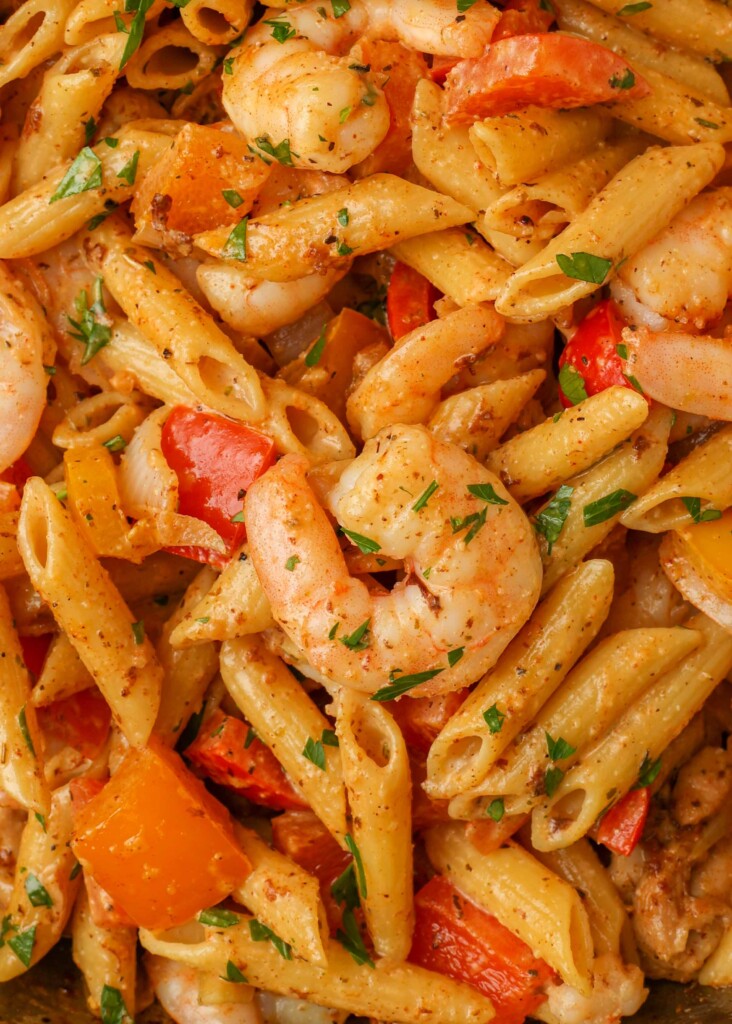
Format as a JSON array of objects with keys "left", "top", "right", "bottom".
[
  {"left": 695, "top": 118, "right": 721, "bottom": 130},
  {"left": 263, "top": 17, "right": 296, "bottom": 42},
  {"left": 331, "top": 0, "right": 351, "bottom": 16},
  {"left": 556, "top": 251, "right": 613, "bottom": 284},
  {"left": 303, "top": 737, "right": 326, "bottom": 770},
  {"left": 131, "top": 620, "right": 145, "bottom": 645},
  {"left": 255, "top": 135, "right": 294, "bottom": 166},
  {"left": 467, "top": 482, "right": 509, "bottom": 505},
  {"left": 222, "top": 189, "right": 244, "bottom": 208},
  {"left": 336, "top": 908, "right": 374, "bottom": 967},
  {"left": 609, "top": 68, "right": 635, "bottom": 89},
  {"left": 340, "top": 618, "right": 371, "bottom": 652},
  {"left": 337, "top": 207, "right": 350, "bottom": 226},
  {"left": 249, "top": 919, "right": 292, "bottom": 959},
  {"left": 8, "top": 925, "right": 36, "bottom": 967},
  {"left": 413, "top": 480, "right": 439, "bottom": 512},
  {"left": 67, "top": 276, "right": 111, "bottom": 365},
  {"left": 341, "top": 527, "right": 381, "bottom": 554},
  {"left": 371, "top": 668, "right": 444, "bottom": 701},
  {"left": 486, "top": 798, "right": 505, "bottom": 822},
  {"left": 450, "top": 507, "right": 487, "bottom": 545},
  {"left": 483, "top": 704, "right": 505, "bottom": 734},
  {"left": 222, "top": 960, "right": 248, "bottom": 983},
  {"left": 24, "top": 874, "right": 53, "bottom": 908},
  {"left": 583, "top": 489, "right": 637, "bottom": 526},
  {"left": 198, "top": 907, "right": 240, "bottom": 927},
  {"left": 634, "top": 752, "right": 662, "bottom": 789},
  {"left": 17, "top": 705, "right": 35, "bottom": 757},
  {"left": 304, "top": 325, "right": 327, "bottom": 367},
  {"left": 322, "top": 728, "right": 339, "bottom": 747},
  {"left": 285, "top": 555, "right": 300, "bottom": 571},
  {"left": 118, "top": 0, "right": 154, "bottom": 70},
  {"left": 100, "top": 985, "right": 133, "bottom": 1024},
  {"left": 546, "top": 732, "right": 577, "bottom": 762},
  {"left": 116, "top": 149, "right": 139, "bottom": 185},
  {"left": 617, "top": 1, "right": 652, "bottom": 12},
  {"left": 222, "top": 217, "right": 248, "bottom": 261},
  {"left": 558, "top": 363, "right": 588, "bottom": 405},
  {"left": 681, "top": 496, "right": 723, "bottom": 524},
  {"left": 339, "top": 105, "right": 352, "bottom": 123},
  {"left": 447, "top": 647, "right": 464, "bottom": 667},
  {"left": 49, "top": 147, "right": 102, "bottom": 203},
  {"left": 345, "top": 834, "right": 367, "bottom": 896},
  {"left": 457, "top": 0, "right": 479, "bottom": 10},
  {"left": 544, "top": 765, "right": 565, "bottom": 797},
  {"left": 534, "top": 484, "right": 573, "bottom": 555}
]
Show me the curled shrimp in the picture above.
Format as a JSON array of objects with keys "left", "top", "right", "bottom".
[
  {"left": 245, "top": 424, "right": 542, "bottom": 695},
  {"left": 146, "top": 955, "right": 262, "bottom": 1024},
  {"left": 0, "top": 261, "right": 49, "bottom": 474},
  {"left": 223, "top": 0, "right": 497, "bottom": 172},
  {"left": 611, "top": 188, "right": 732, "bottom": 331}
]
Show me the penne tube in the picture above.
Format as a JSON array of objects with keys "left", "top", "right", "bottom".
[
  {"left": 258, "top": 375, "right": 356, "bottom": 464},
  {"left": 180, "top": 0, "right": 255, "bottom": 45},
  {"left": 425, "top": 559, "right": 614, "bottom": 801},
  {"left": 65, "top": 0, "right": 164, "bottom": 46},
  {"left": 469, "top": 107, "right": 610, "bottom": 188},
  {"left": 52, "top": 390, "right": 150, "bottom": 451},
  {"left": 606, "top": 66, "right": 732, "bottom": 147},
  {"left": 336, "top": 690, "right": 414, "bottom": 962},
  {"left": 168, "top": 546, "right": 274, "bottom": 648},
  {"left": 71, "top": 886, "right": 137, "bottom": 1018},
  {"left": 482, "top": 137, "right": 645, "bottom": 241},
  {"left": 527, "top": 836, "right": 637, "bottom": 961},
  {"left": 154, "top": 568, "right": 220, "bottom": 745},
  {"left": 97, "top": 320, "right": 201, "bottom": 408},
  {"left": 620, "top": 425, "right": 732, "bottom": 533},
  {"left": 18, "top": 477, "right": 163, "bottom": 747},
  {"left": 220, "top": 636, "right": 348, "bottom": 841},
  {"left": 195, "top": 174, "right": 475, "bottom": 282},
  {"left": 531, "top": 613, "right": 732, "bottom": 852},
  {"left": 124, "top": 21, "right": 219, "bottom": 92},
  {"left": 347, "top": 304, "right": 505, "bottom": 441},
  {"left": 12, "top": 34, "right": 125, "bottom": 194},
  {"left": 424, "top": 825, "right": 594, "bottom": 995},
  {"left": 0, "top": 784, "right": 82, "bottom": 981},
  {"left": 0, "top": 126, "right": 171, "bottom": 259},
  {"left": 30, "top": 632, "right": 94, "bottom": 708},
  {"left": 581, "top": 0, "right": 732, "bottom": 60},
  {"left": 462, "top": 626, "right": 702, "bottom": 820},
  {"left": 495, "top": 143, "right": 724, "bottom": 322},
  {"left": 0, "top": 584, "right": 50, "bottom": 814},
  {"left": 84, "top": 218, "right": 265, "bottom": 423},
  {"left": 554, "top": 0, "right": 730, "bottom": 104},
  {"left": 0, "top": 123, "right": 20, "bottom": 206},
  {"left": 428, "top": 370, "right": 546, "bottom": 462},
  {"left": 486, "top": 386, "right": 649, "bottom": 503},
  {"left": 0, "top": 0, "right": 77, "bottom": 90},
  {"left": 538, "top": 405, "right": 672, "bottom": 593},
  {"left": 390, "top": 228, "right": 512, "bottom": 306},
  {"left": 232, "top": 823, "right": 328, "bottom": 968},
  {"left": 140, "top": 922, "right": 496, "bottom": 1024}
]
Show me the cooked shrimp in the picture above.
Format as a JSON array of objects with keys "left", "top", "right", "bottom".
[
  {"left": 245, "top": 424, "right": 542, "bottom": 696},
  {"left": 0, "top": 261, "right": 48, "bottom": 474},
  {"left": 541, "top": 953, "right": 647, "bottom": 1024},
  {"left": 146, "top": 955, "right": 262, "bottom": 1024},
  {"left": 611, "top": 188, "right": 732, "bottom": 331},
  {"left": 223, "top": 0, "right": 498, "bottom": 172}
]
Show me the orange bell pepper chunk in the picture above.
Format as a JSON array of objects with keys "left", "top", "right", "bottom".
[
  {"left": 679, "top": 508, "right": 732, "bottom": 570},
  {"left": 71, "top": 738, "right": 251, "bottom": 929}
]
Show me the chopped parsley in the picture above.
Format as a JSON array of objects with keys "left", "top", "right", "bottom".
[
  {"left": 331, "top": 0, "right": 351, "bottom": 16},
  {"left": 222, "top": 189, "right": 244, "bottom": 208},
  {"left": 118, "top": 0, "right": 154, "bottom": 70},
  {"left": 555, "top": 252, "right": 613, "bottom": 285},
  {"left": 222, "top": 960, "right": 248, "bottom": 983},
  {"left": 322, "top": 728, "right": 339, "bottom": 747},
  {"left": 263, "top": 17, "right": 296, "bottom": 42},
  {"left": 450, "top": 508, "right": 487, "bottom": 545},
  {"left": 609, "top": 68, "right": 635, "bottom": 89},
  {"left": 8, "top": 925, "right": 36, "bottom": 967},
  {"left": 103, "top": 434, "right": 126, "bottom": 452},
  {"left": 447, "top": 647, "right": 464, "bottom": 667},
  {"left": 116, "top": 149, "right": 140, "bottom": 185},
  {"left": 582, "top": 489, "right": 637, "bottom": 526},
  {"left": 371, "top": 668, "right": 444, "bottom": 701},
  {"left": 67, "top": 276, "right": 111, "bottom": 365},
  {"left": 340, "top": 618, "right": 371, "bottom": 652},
  {"left": 341, "top": 527, "right": 381, "bottom": 554},
  {"left": 486, "top": 798, "right": 505, "bottom": 822},
  {"left": 534, "top": 484, "right": 573, "bottom": 555},
  {"left": 100, "top": 984, "right": 133, "bottom": 1024},
  {"left": 255, "top": 135, "right": 295, "bottom": 166},
  {"left": 483, "top": 704, "right": 506, "bottom": 734},
  {"left": 467, "top": 482, "right": 509, "bottom": 505},
  {"left": 558, "top": 364, "right": 588, "bottom": 405},
  {"left": 17, "top": 706, "right": 35, "bottom": 757},
  {"left": 198, "top": 907, "right": 240, "bottom": 927},
  {"left": 285, "top": 555, "right": 300, "bottom": 571},
  {"left": 303, "top": 737, "right": 326, "bottom": 770},
  {"left": 681, "top": 496, "right": 723, "bottom": 524},
  {"left": 337, "top": 207, "right": 350, "bottom": 226},
  {"left": 413, "top": 480, "right": 439, "bottom": 512},
  {"left": 634, "top": 752, "right": 662, "bottom": 789},
  {"left": 336, "top": 909, "right": 374, "bottom": 967},
  {"left": 24, "top": 874, "right": 53, "bottom": 908},
  {"left": 617, "top": 1, "right": 652, "bottom": 12},
  {"left": 304, "top": 325, "right": 327, "bottom": 367},
  {"left": 222, "top": 217, "right": 248, "bottom": 261},
  {"left": 249, "top": 918, "right": 292, "bottom": 959},
  {"left": 544, "top": 766, "right": 565, "bottom": 797},
  {"left": 49, "top": 147, "right": 102, "bottom": 203},
  {"left": 131, "top": 620, "right": 145, "bottom": 645},
  {"left": 545, "top": 732, "right": 577, "bottom": 762}
]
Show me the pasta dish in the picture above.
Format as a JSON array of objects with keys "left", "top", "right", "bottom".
[{"left": 1, "top": 0, "right": 732, "bottom": 1022}]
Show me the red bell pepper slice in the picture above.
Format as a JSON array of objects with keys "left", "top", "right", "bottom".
[
  {"left": 390, "top": 689, "right": 468, "bottom": 755},
  {"left": 410, "top": 876, "right": 555, "bottom": 1023},
  {"left": 444, "top": 34, "right": 650, "bottom": 122},
  {"left": 494, "top": 0, "right": 555, "bottom": 40},
  {"left": 271, "top": 809, "right": 353, "bottom": 931},
  {"left": 18, "top": 633, "right": 52, "bottom": 679},
  {"left": 428, "top": 56, "right": 461, "bottom": 84},
  {"left": 558, "top": 299, "right": 642, "bottom": 408},
  {"left": 37, "top": 688, "right": 111, "bottom": 761},
  {"left": 185, "top": 710, "right": 308, "bottom": 812},
  {"left": 160, "top": 406, "right": 276, "bottom": 564},
  {"left": 596, "top": 786, "right": 651, "bottom": 857},
  {"left": 387, "top": 262, "right": 440, "bottom": 342}
]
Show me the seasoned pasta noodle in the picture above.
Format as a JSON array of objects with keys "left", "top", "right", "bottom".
[{"left": 1, "top": 2, "right": 732, "bottom": 1022}]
